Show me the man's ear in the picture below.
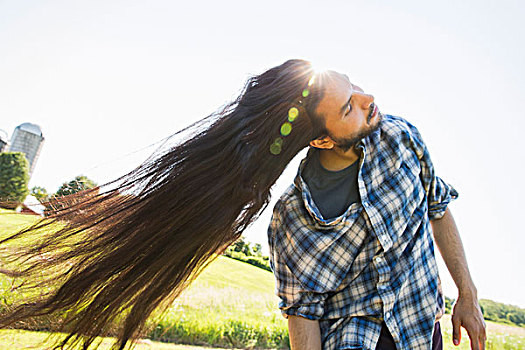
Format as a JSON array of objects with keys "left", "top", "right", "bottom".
[{"left": 309, "top": 136, "right": 335, "bottom": 149}]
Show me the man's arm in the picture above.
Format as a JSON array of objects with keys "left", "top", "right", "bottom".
[
  {"left": 431, "top": 208, "right": 486, "bottom": 350},
  {"left": 288, "top": 315, "right": 321, "bottom": 350}
]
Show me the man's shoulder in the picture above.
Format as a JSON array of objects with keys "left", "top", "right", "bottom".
[
  {"left": 273, "top": 184, "right": 301, "bottom": 214},
  {"left": 380, "top": 114, "right": 420, "bottom": 139},
  {"left": 374, "top": 114, "right": 424, "bottom": 153}
]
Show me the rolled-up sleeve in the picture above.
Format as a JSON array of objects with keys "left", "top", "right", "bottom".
[
  {"left": 408, "top": 124, "right": 459, "bottom": 220},
  {"left": 267, "top": 200, "right": 326, "bottom": 320}
]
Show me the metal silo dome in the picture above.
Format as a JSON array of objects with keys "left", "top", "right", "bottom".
[{"left": 18, "top": 123, "right": 43, "bottom": 137}]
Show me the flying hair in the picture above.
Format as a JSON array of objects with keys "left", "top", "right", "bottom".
[{"left": 0, "top": 59, "right": 329, "bottom": 349}]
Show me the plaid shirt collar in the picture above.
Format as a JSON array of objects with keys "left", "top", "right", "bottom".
[{"left": 293, "top": 138, "right": 369, "bottom": 226}]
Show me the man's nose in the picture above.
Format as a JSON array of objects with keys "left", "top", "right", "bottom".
[{"left": 354, "top": 91, "right": 375, "bottom": 108}]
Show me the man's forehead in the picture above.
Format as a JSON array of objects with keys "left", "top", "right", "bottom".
[
  {"left": 324, "top": 70, "right": 350, "bottom": 82},
  {"left": 315, "top": 72, "right": 352, "bottom": 115},
  {"left": 322, "top": 71, "right": 363, "bottom": 94},
  {"left": 319, "top": 71, "right": 352, "bottom": 95}
]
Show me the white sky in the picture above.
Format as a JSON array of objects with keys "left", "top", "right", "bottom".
[{"left": 1, "top": 0, "right": 524, "bottom": 307}]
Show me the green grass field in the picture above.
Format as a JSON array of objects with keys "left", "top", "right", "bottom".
[
  {"left": 440, "top": 314, "right": 525, "bottom": 350},
  {"left": 0, "top": 329, "right": 227, "bottom": 350},
  {"left": 0, "top": 209, "right": 523, "bottom": 349},
  {"left": 0, "top": 209, "right": 288, "bottom": 349}
]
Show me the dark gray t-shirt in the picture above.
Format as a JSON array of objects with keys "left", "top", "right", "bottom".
[{"left": 302, "top": 149, "right": 360, "bottom": 220}]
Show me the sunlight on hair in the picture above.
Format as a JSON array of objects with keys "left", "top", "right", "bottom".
[
  {"left": 310, "top": 62, "right": 330, "bottom": 79},
  {"left": 280, "top": 122, "right": 292, "bottom": 136},
  {"left": 270, "top": 137, "right": 283, "bottom": 155},
  {"left": 288, "top": 107, "right": 299, "bottom": 122},
  {"left": 269, "top": 142, "right": 282, "bottom": 155},
  {"left": 311, "top": 61, "right": 329, "bottom": 71},
  {"left": 302, "top": 63, "right": 330, "bottom": 98}
]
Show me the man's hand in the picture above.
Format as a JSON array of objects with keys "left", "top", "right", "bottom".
[
  {"left": 451, "top": 295, "right": 486, "bottom": 349},
  {"left": 431, "top": 209, "right": 486, "bottom": 349}
]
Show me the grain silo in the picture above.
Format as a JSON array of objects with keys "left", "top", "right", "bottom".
[
  {"left": 8, "top": 123, "right": 45, "bottom": 177},
  {"left": 0, "top": 130, "right": 8, "bottom": 152}
]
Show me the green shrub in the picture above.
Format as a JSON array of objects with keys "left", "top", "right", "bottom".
[
  {"left": 0, "top": 152, "right": 29, "bottom": 209},
  {"left": 223, "top": 238, "right": 272, "bottom": 272},
  {"left": 479, "top": 299, "right": 525, "bottom": 327},
  {"left": 148, "top": 316, "right": 289, "bottom": 348},
  {"left": 56, "top": 175, "right": 97, "bottom": 196},
  {"left": 223, "top": 252, "right": 271, "bottom": 272}
]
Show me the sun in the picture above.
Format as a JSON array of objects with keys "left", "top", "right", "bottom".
[
  {"left": 310, "top": 62, "right": 330, "bottom": 77},
  {"left": 307, "top": 61, "right": 332, "bottom": 88}
]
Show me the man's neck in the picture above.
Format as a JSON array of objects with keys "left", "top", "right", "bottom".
[{"left": 318, "top": 147, "right": 359, "bottom": 171}]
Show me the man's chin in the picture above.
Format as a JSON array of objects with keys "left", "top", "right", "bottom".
[
  {"left": 367, "top": 113, "right": 382, "bottom": 134},
  {"left": 331, "top": 121, "right": 382, "bottom": 152},
  {"left": 368, "top": 110, "right": 383, "bottom": 126}
]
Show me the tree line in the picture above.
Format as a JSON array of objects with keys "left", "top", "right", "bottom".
[
  {"left": 445, "top": 296, "right": 524, "bottom": 327},
  {"left": 223, "top": 236, "right": 272, "bottom": 272}
]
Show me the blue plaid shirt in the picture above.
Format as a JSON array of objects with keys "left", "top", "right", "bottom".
[{"left": 268, "top": 115, "right": 458, "bottom": 349}]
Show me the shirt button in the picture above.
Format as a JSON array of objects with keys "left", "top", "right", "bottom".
[
  {"left": 363, "top": 202, "right": 369, "bottom": 208},
  {"left": 385, "top": 312, "right": 391, "bottom": 319}
]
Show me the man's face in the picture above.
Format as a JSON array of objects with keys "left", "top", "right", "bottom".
[{"left": 312, "top": 71, "right": 382, "bottom": 152}]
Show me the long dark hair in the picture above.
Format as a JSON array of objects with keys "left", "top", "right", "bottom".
[{"left": 0, "top": 59, "right": 328, "bottom": 349}]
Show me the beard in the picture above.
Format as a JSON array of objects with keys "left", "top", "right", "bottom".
[{"left": 330, "top": 112, "right": 383, "bottom": 152}]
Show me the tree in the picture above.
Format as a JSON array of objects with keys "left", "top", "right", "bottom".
[
  {"left": 56, "top": 175, "right": 98, "bottom": 196},
  {"left": 31, "top": 186, "right": 49, "bottom": 202},
  {"left": 0, "top": 152, "right": 30, "bottom": 209},
  {"left": 252, "top": 243, "right": 263, "bottom": 257},
  {"left": 228, "top": 237, "right": 253, "bottom": 256}
]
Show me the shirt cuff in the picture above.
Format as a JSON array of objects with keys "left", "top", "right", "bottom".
[
  {"left": 428, "top": 181, "right": 459, "bottom": 220},
  {"left": 279, "top": 301, "right": 325, "bottom": 320}
]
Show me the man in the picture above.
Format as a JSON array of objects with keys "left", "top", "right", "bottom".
[{"left": 268, "top": 70, "right": 486, "bottom": 349}]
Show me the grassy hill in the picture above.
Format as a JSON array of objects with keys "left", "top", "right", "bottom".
[
  {"left": 0, "top": 209, "right": 524, "bottom": 349},
  {"left": 149, "top": 255, "right": 288, "bottom": 348},
  {"left": 0, "top": 209, "right": 289, "bottom": 348}
]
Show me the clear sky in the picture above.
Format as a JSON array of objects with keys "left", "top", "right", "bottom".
[{"left": 1, "top": 0, "right": 524, "bottom": 307}]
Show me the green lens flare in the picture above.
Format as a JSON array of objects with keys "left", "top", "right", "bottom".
[
  {"left": 288, "top": 107, "right": 299, "bottom": 122},
  {"left": 270, "top": 143, "right": 282, "bottom": 155},
  {"left": 274, "top": 137, "right": 283, "bottom": 145},
  {"left": 280, "top": 122, "right": 292, "bottom": 136},
  {"left": 302, "top": 89, "right": 310, "bottom": 97}
]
